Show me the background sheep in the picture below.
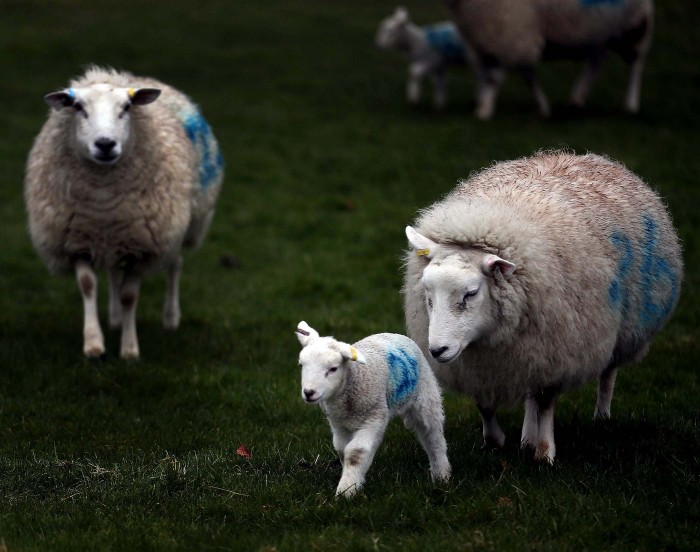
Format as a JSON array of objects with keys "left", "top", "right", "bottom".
[
  {"left": 24, "top": 66, "right": 223, "bottom": 359},
  {"left": 295, "top": 321, "right": 451, "bottom": 497},
  {"left": 376, "top": 6, "right": 467, "bottom": 109},
  {"left": 443, "top": 0, "right": 654, "bottom": 119},
  {"left": 403, "top": 151, "right": 682, "bottom": 463}
]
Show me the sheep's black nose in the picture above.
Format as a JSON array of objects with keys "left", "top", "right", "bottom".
[
  {"left": 430, "top": 346, "right": 449, "bottom": 359},
  {"left": 303, "top": 389, "right": 316, "bottom": 400},
  {"left": 95, "top": 138, "right": 117, "bottom": 153}
]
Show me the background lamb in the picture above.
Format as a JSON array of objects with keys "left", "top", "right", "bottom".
[
  {"left": 443, "top": 0, "right": 654, "bottom": 119},
  {"left": 295, "top": 321, "right": 451, "bottom": 497},
  {"left": 403, "top": 151, "right": 682, "bottom": 463},
  {"left": 24, "top": 66, "right": 223, "bottom": 359},
  {"left": 376, "top": 6, "right": 467, "bottom": 109}
]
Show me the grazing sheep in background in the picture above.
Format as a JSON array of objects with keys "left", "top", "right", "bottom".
[
  {"left": 442, "top": 0, "right": 654, "bottom": 119},
  {"left": 295, "top": 321, "right": 451, "bottom": 497},
  {"left": 403, "top": 151, "right": 682, "bottom": 463},
  {"left": 376, "top": 6, "right": 467, "bottom": 109},
  {"left": 25, "top": 66, "right": 223, "bottom": 359}
]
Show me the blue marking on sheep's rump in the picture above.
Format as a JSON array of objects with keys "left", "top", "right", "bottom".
[
  {"left": 181, "top": 109, "right": 223, "bottom": 189},
  {"left": 609, "top": 231, "right": 633, "bottom": 312},
  {"left": 386, "top": 346, "right": 419, "bottom": 408},
  {"left": 424, "top": 23, "right": 466, "bottom": 62},
  {"left": 580, "top": 0, "right": 624, "bottom": 7}
]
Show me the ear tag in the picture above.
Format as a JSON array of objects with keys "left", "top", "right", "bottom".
[
  {"left": 127, "top": 88, "right": 136, "bottom": 99},
  {"left": 350, "top": 347, "right": 358, "bottom": 362},
  {"left": 67, "top": 88, "right": 76, "bottom": 99},
  {"left": 416, "top": 249, "right": 430, "bottom": 257}
]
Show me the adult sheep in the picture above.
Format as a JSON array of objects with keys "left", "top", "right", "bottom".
[
  {"left": 442, "top": 0, "right": 654, "bottom": 119},
  {"left": 25, "top": 66, "right": 223, "bottom": 359},
  {"left": 403, "top": 151, "right": 682, "bottom": 463}
]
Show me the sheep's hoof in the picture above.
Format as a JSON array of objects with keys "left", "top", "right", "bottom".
[
  {"left": 534, "top": 442, "right": 555, "bottom": 465},
  {"left": 84, "top": 343, "right": 106, "bottom": 359},
  {"left": 163, "top": 306, "right": 181, "bottom": 331},
  {"left": 335, "top": 483, "right": 359, "bottom": 499},
  {"left": 593, "top": 407, "right": 611, "bottom": 421},
  {"left": 120, "top": 346, "right": 140, "bottom": 361}
]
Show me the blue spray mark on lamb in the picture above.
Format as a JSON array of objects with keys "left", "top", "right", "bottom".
[
  {"left": 386, "top": 346, "right": 419, "bottom": 408},
  {"left": 580, "top": 0, "right": 624, "bottom": 7},
  {"left": 181, "top": 109, "right": 223, "bottom": 189},
  {"left": 424, "top": 23, "right": 466, "bottom": 62},
  {"left": 609, "top": 230, "right": 634, "bottom": 313}
]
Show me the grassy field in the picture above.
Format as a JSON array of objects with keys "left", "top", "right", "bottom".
[{"left": 1, "top": 0, "right": 698, "bottom": 550}]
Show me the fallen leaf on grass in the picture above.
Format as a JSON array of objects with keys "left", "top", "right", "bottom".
[{"left": 236, "top": 445, "right": 252, "bottom": 459}]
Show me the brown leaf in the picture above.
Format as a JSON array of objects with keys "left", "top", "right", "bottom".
[{"left": 236, "top": 444, "right": 252, "bottom": 459}]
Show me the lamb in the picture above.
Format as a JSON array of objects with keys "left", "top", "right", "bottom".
[
  {"left": 443, "top": 0, "right": 654, "bottom": 119},
  {"left": 295, "top": 321, "right": 451, "bottom": 497},
  {"left": 376, "top": 6, "right": 467, "bottom": 109},
  {"left": 403, "top": 151, "right": 682, "bottom": 463},
  {"left": 24, "top": 66, "right": 223, "bottom": 359}
]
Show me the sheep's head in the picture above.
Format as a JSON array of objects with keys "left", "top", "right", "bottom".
[
  {"left": 406, "top": 226, "right": 516, "bottom": 363},
  {"left": 44, "top": 84, "right": 161, "bottom": 166},
  {"left": 376, "top": 6, "right": 410, "bottom": 50},
  {"left": 295, "top": 321, "right": 367, "bottom": 404}
]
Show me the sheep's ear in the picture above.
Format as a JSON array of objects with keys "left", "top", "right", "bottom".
[
  {"left": 44, "top": 90, "right": 76, "bottom": 111},
  {"left": 337, "top": 342, "right": 367, "bottom": 365},
  {"left": 406, "top": 226, "right": 437, "bottom": 260},
  {"left": 481, "top": 254, "right": 516, "bottom": 278},
  {"left": 395, "top": 6, "right": 409, "bottom": 22},
  {"left": 295, "top": 321, "right": 319, "bottom": 347},
  {"left": 128, "top": 88, "right": 161, "bottom": 106}
]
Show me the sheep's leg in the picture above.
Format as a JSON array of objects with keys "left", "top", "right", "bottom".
[
  {"left": 521, "top": 67, "right": 550, "bottom": 117},
  {"left": 336, "top": 420, "right": 387, "bottom": 498},
  {"left": 108, "top": 268, "right": 123, "bottom": 329},
  {"left": 594, "top": 365, "right": 618, "bottom": 420},
  {"left": 119, "top": 272, "right": 142, "bottom": 360},
  {"left": 570, "top": 50, "right": 606, "bottom": 108},
  {"left": 624, "top": 56, "right": 645, "bottom": 113},
  {"left": 329, "top": 420, "right": 351, "bottom": 464},
  {"left": 75, "top": 259, "right": 105, "bottom": 358},
  {"left": 163, "top": 255, "right": 182, "bottom": 330},
  {"left": 432, "top": 68, "right": 448, "bottom": 110},
  {"left": 404, "top": 402, "right": 451, "bottom": 482},
  {"left": 521, "top": 393, "right": 539, "bottom": 449},
  {"left": 477, "top": 404, "right": 505, "bottom": 448},
  {"left": 474, "top": 66, "right": 505, "bottom": 120},
  {"left": 407, "top": 61, "right": 430, "bottom": 105},
  {"left": 533, "top": 388, "right": 558, "bottom": 464}
]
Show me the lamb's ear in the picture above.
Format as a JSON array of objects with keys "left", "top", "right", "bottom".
[
  {"left": 295, "top": 321, "right": 319, "bottom": 347},
  {"left": 406, "top": 226, "right": 437, "bottom": 260},
  {"left": 44, "top": 89, "right": 76, "bottom": 110},
  {"left": 128, "top": 88, "right": 161, "bottom": 106},
  {"left": 481, "top": 254, "right": 516, "bottom": 278},
  {"left": 395, "top": 7, "right": 409, "bottom": 22},
  {"left": 337, "top": 342, "right": 367, "bottom": 365}
]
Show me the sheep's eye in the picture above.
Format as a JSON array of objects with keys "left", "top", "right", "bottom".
[
  {"left": 328, "top": 366, "right": 338, "bottom": 374},
  {"left": 464, "top": 288, "right": 479, "bottom": 300}
]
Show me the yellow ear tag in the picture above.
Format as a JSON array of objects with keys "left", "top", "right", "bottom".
[
  {"left": 127, "top": 88, "right": 136, "bottom": 99},
  {"left": 350, "top": 347, "right": 358, "bottom": 362},
  {"left": 416, "top": 249, "right": 430, "bottom": 257}
]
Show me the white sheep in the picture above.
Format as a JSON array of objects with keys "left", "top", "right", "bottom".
[
  {"left": 403, "top": 151, "right": 682, "bottom": 463},
  {"left": 295, "top": 321, "right": 451, "bottom": 497},
  {"left": 376, "top": 6, "right": 467, "bottom": 109},
  {"left": 443, "top": 0, "right": 654, "bottom": 119},
  {"left": 24, "top": 66, "right": 223, "bottom": 359}
]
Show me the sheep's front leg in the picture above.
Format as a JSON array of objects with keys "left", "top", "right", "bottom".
[
  {"left": 336, "top": 419, "right": 387, "bottom": 498},
  {"left": 521, "top": 393, "right": 538, "bottom": 449},
  {"left": 108, "top": 268, "right": 123, "bottom": 329},
  {"left": 533, "top": 388, "right": 558, "bottom": 464},
  {"left": 477, "top": 404, "right": 505, "bottom": 448},
  {"left": 570, "top": 50, "right": 606, "bottom": 108},
  {"left": 163, "top": 255, "right": 182, "bottom": 330},
  {"left": 594, "top": 366, "right": 618, "bottom": 420},
  {"left": 474, "top": 66, "right": 505, "bottom": 120},
  {"left": 407, "top": 61, "right": 430, "bottom": 104},
  {"left": 75, "top": 259, "right": 105, "bottom": 358},
  {"left": 119, "top": 272, "right": 142, "bottom": 360}
]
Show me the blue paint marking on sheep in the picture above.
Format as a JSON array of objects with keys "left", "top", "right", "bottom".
[
  {"left": 386, "top": 346, "right": 419, "bottom": 408},
  {"left": 580, "top": 0, "right": 624, "bottom": 7},
  {"left": 424, "top": 23, "right": 466, "bottom": 62},
  {"left": 609, "top": 231, "right": 633, "bottom": 312},
  {"left": 181, "top": 110, "right": 223, "bottom": 189}
]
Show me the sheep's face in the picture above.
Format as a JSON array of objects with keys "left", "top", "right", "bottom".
[
  {"left": 44, "top": 85, "right": 161, "bottom": 166},
  {"left": 376, "top": 7, "right": 409, "bottom": 50}
]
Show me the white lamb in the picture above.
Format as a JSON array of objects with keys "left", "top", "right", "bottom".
[
  {"left": 24, "top": 66, "right": 223, "bottom": 359},
  {"left": 295, "top": 321, "right": 451, "bottom": 497},
  {"left": 376, "top": 7, "right": 467, "bottom": 109},
  {"left": 403, "top": 151, "right": 682, "bottom": 463},
  {"left": 443, "top": 0, "right": 654, "bottom": 119}
]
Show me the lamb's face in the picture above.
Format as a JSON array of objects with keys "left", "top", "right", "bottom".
[
  {"left": 298, "top": 338, "right": 346, "bottom": 404},
  {"left": 44, "top": 84, "right": 161, "bottom": 167},
  {"left": 376, "top": 8, "right": 409, "bottom": 50}
]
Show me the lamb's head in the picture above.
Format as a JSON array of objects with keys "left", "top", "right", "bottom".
[
  {"left": 295, "top": 321, "right": 367, "bottom": 404},
  {"left": 376, "top": 6, "right": 410, "bottom": 50},
  {"left": 406, "top": 226, "right": 516, "bottom": 363},
  {"left": 44, "top": 84, "right": 161, "bottom": 166}
]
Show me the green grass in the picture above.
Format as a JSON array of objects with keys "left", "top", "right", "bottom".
[{"left": 1, "top": 0, "right": 699, "bottom": 550}]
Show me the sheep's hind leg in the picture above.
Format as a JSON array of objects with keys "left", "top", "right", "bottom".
[
  {"left": 119, "top": 272, "right": 142, "bottom": 360},
  {"left": 336, "top": 419, "right": 387, "bottom": 498},
  {"left": 474, "top": 67, "right": 505, "bottom": 120},
  {"left": 404, "top": 402, "right": 451, "bottom": 482},
  {"left": 75, "top": 259, "right": 105, "bottom": 358},
  {"left": 594, "top": 365, "right": 618, "bottom": 420},
  {"left": 163, "top": 255, "right": 182, "bottom": 330},
  {"left": 477, "top": 404, "right": 505, "bottom": 449},
  {"left": 521, "top": 67, "right": 550, "bottom": 117},
  {"left": 533, "top": 387, "right": 558, "bottom": 464},
  {"left": 407, "top": 61, "right": 430, "bottom": 105},
  {"left": 570, "top": 50, "right": 606, "bottom": 108},
  {"left": 624, "top": 56, "right": 645, "bottom": 113},
  {"left": 521, "top": 393, "right": 539, "bottom": 450},
  {"left": 432, "top": 68, "right": 448, "bottom": 110},
  {"left": 108, "top": 268, "right": 123, "bottom": 329}
]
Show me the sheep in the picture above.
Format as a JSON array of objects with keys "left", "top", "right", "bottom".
[
  {"left": 403, "top": 151, "right": 682, "bottom": 463},
  {"left": 24, "top": 66, "right": 223, "bottom": 359},
  {"left": 442, "top": 0, "right": 654, "bottom": 119},
  {"left": 295, "top": 321, "right": 451, "bottom": 497},
  {"left": 376, "top": 6, "right": 468, "bottom": 109}
]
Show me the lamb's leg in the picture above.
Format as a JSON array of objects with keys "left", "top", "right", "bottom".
[
  {"left": 407, "top": 61, "right": 430, "bottom": 104},
  {"left": 403, "top": 393, "right": 451, "bottom": 482},
  {"left": 570, "top": 50, "right": 606, "bottom": 108},
  {"left": 329, "top": 420, "right": 351, "bottom": 464},
  {"left": 477, "top": 404, "right": 505, "bottom": 448},
  {"left": 163, "top": 255, "right": 182, "bottom": 330},
  {"left": 474, "top": 66, "right": 505, "bottom": 120},
  {"left": 533, "top": 388, "right": 558, "bottom": 464},
  {"left": 119, "top": 272, "right": 142, "bottom": 360},
  {"left": 336, "top": 419, "right": 387, "bottom": 498},
  {"left": 75, "top": 259, "right": 105, "bottom": 358},
  {"left": 432, "top": 68, "right": 448, "bottom": 110},
  {"left": 521, "top": 67, "right": 550, "bottom": 117},
  {"left": 594, "top": 365, "right": 618, "bottom": 420},
  {"left": 521, "top": 393, "right": 539, "bottom": 449},
  {"left": 624, "top": 56, "right": 645, "bottom": 113},
  {"left": 108, "top": 268, "right": 122, "bottom": 329}
]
